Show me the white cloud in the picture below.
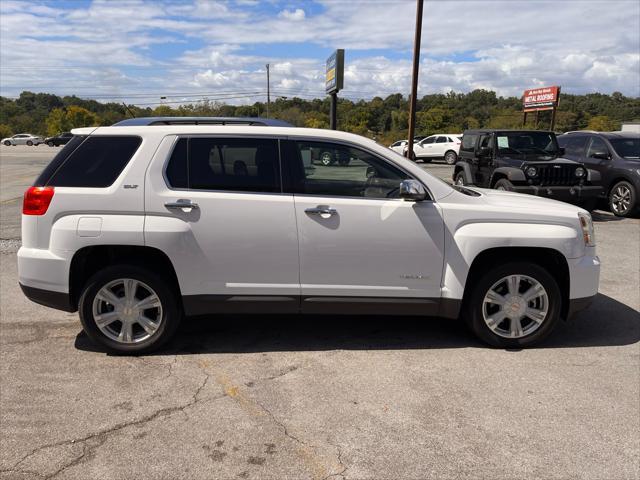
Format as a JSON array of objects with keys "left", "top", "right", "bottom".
[
  {"left": 0, "top": 0, "right": 638, "bottom": 103},
  {"left": 278, "top": 8, "right": 305, "bottom": 21}
]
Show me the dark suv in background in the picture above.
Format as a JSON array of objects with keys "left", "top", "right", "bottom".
[
  {"left": 558, "top": 132, "right": 640, "bottom": 217},
  {"left": 454, "top": 129, "right": 601, "bottom": 208}
]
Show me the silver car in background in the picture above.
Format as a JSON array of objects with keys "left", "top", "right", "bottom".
[{"left": 2, "top": 133, "right": 44, "bottom": 146}]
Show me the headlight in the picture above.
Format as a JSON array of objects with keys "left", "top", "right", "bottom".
[
  {"left": 525, "top": 166, "right": 538, "bottom": 177},
  {"left": 578, "top": 212, "right": 595, "bottom": 247},
  {"left": 575, "top": 167, "right": 586, "bottom": 178}
]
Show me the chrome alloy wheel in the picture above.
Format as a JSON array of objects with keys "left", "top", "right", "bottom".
[
  {"left": 92, "top": 278, "right": 163, "bottom": 344},
  {"left": 482, "top": 274, "right": 548, "bottom": 339},
  {"left": 611, "top": 184, "right": 632, "bottom": 215}
]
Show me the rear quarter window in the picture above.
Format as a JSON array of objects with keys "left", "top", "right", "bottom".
[{"left": 37, "top": 136, "right": 142, "bottom": 188}]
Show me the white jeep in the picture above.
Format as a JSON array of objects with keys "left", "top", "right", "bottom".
[{"left": 18, "top": 118, "right": 600, "bottom": 353}]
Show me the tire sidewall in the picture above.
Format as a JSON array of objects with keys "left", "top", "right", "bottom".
[
  {"left": 78, "top": 265, "right": 181, "bottom": 354},
  {"left": 495, "top": 178, "right": 514, "bottom": 191},
  {"left": 609, "top": 181, "right": 636, "bottom": 217},
  {"left": 26, "top": 140, "right": 33, "bottom": 146},
  {"left": 445, "top": 151, "right": 457, "bottom": 165},
  {"left": 466, "top": 262, "right": 562, "bottom": 348},
  {"left": 455, "top": 172, "right": 465, "bottom": 185}
]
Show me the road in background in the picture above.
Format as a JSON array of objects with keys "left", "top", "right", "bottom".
[{"left": 1, "top": 144, "right": 638, "bottom": 480}]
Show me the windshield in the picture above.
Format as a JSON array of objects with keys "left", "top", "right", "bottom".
[
  {"left": 495, "top": 132, "right": 560, "bottom": 157},
  {"left": 609, "top": 138, "right": 640, "bottom": 159}
]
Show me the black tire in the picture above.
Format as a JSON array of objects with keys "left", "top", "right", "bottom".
[
  {"left": 444, "top": 151, "right": 458, "bottom": 165},
  {"left": 464, "top": 262, "right": 562, "bottom": 348},
  {"left": 47, "top": 141, "right": 54, "bottom": 147},
  {"left": 454, "top": 171, "right": 466, "bottom": 186},
  {"left": 608, "top": 180, "right": 637, "bottom": 217},
  {"left": 78, "top": 265, "right": 182, "bottom": 354},
  {"left": 3, "top": 140, "right": 10, "bottom": 146},
  {"left": 494, "top": 178, "right": 514, "bottom": 191},
  {"left": 26, "top": 140, "right": 33, "bottom": 146}
]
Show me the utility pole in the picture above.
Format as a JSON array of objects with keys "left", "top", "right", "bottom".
[
  {"left": 266, "top": 63, "right": 270, "bottom": 117},
  {"left": 406, "top": 0, "right": 424, "bottom": 160}
]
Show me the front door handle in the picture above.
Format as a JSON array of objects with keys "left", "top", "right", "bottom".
[
  {"left": 165, "top": 199, "right": 199, "bottom": 211},
  {"left": 305, "top": 205, "right": 337, "bottom": 216}
]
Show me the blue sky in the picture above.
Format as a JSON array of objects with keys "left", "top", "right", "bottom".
[{"left": 1, "top": 0, "right": 638, "bottom": 106}]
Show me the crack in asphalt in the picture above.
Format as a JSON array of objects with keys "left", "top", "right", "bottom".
[
  {"left": 321, "top": 442, "right": 348, "bottom": 480},
  {"left": 5, "top": 373, "right": 218, "bottom": 479}
]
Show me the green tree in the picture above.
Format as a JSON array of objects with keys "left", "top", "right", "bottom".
[
  {"left": 0, "top": 124, "right": 13, "bottom": 138},
  {"left": 45, "top": 108, "right": 70, "bottom": 136},
  {"left": 586, "top": 115, "right": 619, "bottom": 131},
  {"left": 65, "top": 105, "right": 99, "bottom": 128}
]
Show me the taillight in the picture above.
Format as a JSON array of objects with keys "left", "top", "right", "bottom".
[{"left": 23, "top": 186, "right": 54, "bottom": 215}]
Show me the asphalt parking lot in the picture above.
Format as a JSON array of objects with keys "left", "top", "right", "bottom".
[{"left": 1, "top": 145, "right": 638, "bottom": 480}]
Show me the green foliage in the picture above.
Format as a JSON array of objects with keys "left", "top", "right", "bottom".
[
  {"left": 0, "top": 124, "right": 13, "bottom": 138},
  {"left": 1, "top": 90, "right": 638, "bottom": 140},
  {"left": 586, "top": 115, "right": 620, "bottom": 131}
]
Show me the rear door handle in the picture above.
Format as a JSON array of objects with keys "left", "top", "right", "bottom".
[
  {"left": 305, "top": 206, "right": 337, "bottom": 216},
  {"left": 165, "top": 199, "right": 199, "bottom": 211}
]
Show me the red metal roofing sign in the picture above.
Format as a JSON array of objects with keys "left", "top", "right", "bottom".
[{"left": 523, "top": 86, "right": 560, "bottom": 111}]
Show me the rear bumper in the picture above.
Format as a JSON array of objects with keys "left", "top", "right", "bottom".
[
  {"left": 19, "top": 283, "right": 75, "bottom": 312},
  {"left": 511, "top": 185, "right": 602, "bottom": 203}
]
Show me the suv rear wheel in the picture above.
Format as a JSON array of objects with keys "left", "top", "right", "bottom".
[
  {"left": 454, "top": 172, "right": 466, "bottom": 185},
  {"left": 609, "top": 180, "right": 637, "bottom": 217},
  {"left": 444, "top": 151, "right": 457, "bottom": 165},
  {"left": 465, "top": 262, "right": 561, "bottom": 348},
  {"left": 79, "top": 265, "right": 181, "bottom": 354}
]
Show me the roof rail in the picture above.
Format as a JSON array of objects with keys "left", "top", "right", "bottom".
[
  {"left": 112, "top": 116, "right": 294, "bottom": 127},
  {"left": 562, "top": 130, "right": 598, "bottom": 134}
]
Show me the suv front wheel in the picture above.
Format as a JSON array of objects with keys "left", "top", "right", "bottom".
[
  {"left": 79, "top": 265, "right": 181, "bottom": 354},
  {"left": 465, "top": 262, "right": 562, "bottom": 348}
]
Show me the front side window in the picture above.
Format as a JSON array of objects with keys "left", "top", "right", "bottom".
[
  {"left": 165, "top": 137, "right": 281, "bottom": 193},
  {"left": 286, "top": 141, "right": 409, "bottom": 198},
  {"left": 422, "top": 136, "right": 436, "bottom": 144}
]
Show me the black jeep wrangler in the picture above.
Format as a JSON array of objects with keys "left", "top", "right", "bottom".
[{"left": 453, "top": 129, "right": 602, "bottom": 207}]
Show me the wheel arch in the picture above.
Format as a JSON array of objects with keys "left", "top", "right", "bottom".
[
  {"left": 453, "top": 162, "right": 474, "bottom": 184},
  {"left": 462, "top": 246, "right": 570, "bottom": 320},
  {"left": 69, "top": 245, "right": 182, "bottom": 311}
]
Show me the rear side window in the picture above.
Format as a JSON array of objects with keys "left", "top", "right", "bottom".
[
  {"left": 461, "top": 134, "right": 478, "bottom": 152},
  {"left": 165, "top": 137, "right": 281, "bottom": 193},
  {"left": 436, "top": 136, "right": 447, "bottom": 143},
  {"left": 37, "top": 136, "right": 141, "bottom": 187}
]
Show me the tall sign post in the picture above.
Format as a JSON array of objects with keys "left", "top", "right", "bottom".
[
  {"left": 406, "top": 0, "right": 424, "bottom": 160},
  {"left": 326, "top": 49, "right": 344, "bottom": 130},
  {"left": 522, "top": 85, "right": 561, "bottom": 130}
]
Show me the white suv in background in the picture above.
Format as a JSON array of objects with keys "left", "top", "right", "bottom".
[
  {"left": 18, "top": 118, "right": 600, "bottom": 353},
  {"left": 405, "top": 134, "right": 462, "bottom": 164}
]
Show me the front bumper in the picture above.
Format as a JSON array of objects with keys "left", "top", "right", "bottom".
[{"left": 511, "top": 185, "right": 602, "bottom": 203}]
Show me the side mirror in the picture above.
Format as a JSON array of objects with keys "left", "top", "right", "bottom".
[
  {"left": 478, "top": 146, "right": 492, "bottom": 157},
  {"left": 591, "top": 151, "right": 610, "bottom": 160},
  {"left": 399, "top": 179, "right": 427, "bottom": 201}
]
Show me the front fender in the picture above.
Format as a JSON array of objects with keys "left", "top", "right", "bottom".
[
  {"left": 490, "top": 167, "right": 526, "bottom": 185},
  {"left": 442, "top": 221, "right": 581, "bottom": 300},
  {"left": 454, "top": 163, "right": 475, "bottom": 184}
]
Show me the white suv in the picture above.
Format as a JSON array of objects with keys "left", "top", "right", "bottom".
[
  {"left": 405, "top": 134, "right": 462, "bottom": 164},
  {"left": 18, "top": 118, "right": 600, "bottom": 353}
]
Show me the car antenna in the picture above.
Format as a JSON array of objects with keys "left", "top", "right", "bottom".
[{"left": 122, "top": 102, "right": 136, "bottom": 119}]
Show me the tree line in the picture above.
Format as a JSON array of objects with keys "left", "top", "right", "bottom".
[{"left": 1, "top": 90, "right": 638, "bottom": 145}]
